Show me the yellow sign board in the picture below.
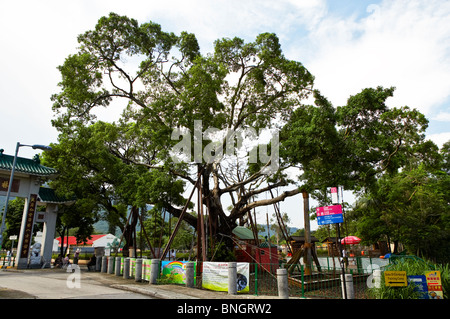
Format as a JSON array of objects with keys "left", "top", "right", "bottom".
[{"left": 384, "top": 271, "right": 407, "bottom": 287}]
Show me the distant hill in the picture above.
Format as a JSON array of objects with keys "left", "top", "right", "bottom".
[
  {"left": 93, "top": 220, "right": 111, "bottom": 234},
  {"left": 256, "top": 226, "right": 299, "bottom": 239},
  {"left": 94, "top": 218, "right": 300, "bottom": 240},
  {"left": 93, "top": 205, "right": 153, "bottom": 235}
]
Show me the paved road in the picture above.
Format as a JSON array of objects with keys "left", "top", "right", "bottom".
[{"left": 0, "top": 268, "right": 154, "bottom": 299}]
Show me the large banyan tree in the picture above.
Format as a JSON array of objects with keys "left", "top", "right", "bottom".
[{"left": 46, "top": 13, "right": 430, "bottom": 258}]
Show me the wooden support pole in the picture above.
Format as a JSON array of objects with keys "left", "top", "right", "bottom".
[
  {"left": 198, "top": 169, "right": 207, "bottom": 262},
  {"left": 269, "top": 188, "right": 293, "bottom": 255},
  {"left": 160, "top": 169, "right": 202, "bottom": 260},
  {"left": 302, "top": 191, "right": 312, "bottom": 275},
  {"left": 137, "top": 208, "right": 155, "bottom": 258}
]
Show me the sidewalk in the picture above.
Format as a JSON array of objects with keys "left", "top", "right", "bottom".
[
  {"left": 26, "top": 265, "right": 280, "bottom": 299},
  {"left": 112, "top": 282, "right": 277, "bottom": 299},
  {"left": 81, "top": 268, "right": 277, "bottom": 299}
]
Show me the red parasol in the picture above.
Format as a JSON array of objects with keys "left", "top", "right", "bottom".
[{"left": 341, "top": 236, "right": 361, "bottom": 245}]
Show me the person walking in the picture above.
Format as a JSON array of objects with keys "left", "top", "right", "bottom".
[{"left": 74, "top": 249, "right": 80, "bottom": 265}]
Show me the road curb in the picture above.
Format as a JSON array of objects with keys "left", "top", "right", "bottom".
[{"left": 110, "top": 284, "right": 198, "bottom": 299}]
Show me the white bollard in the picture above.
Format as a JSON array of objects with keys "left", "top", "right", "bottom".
[
  {"left": 228, "top": 262, "right": 237, "bottom": 295},
  {"left": 107, "top": 256, "right": 114, "bottom": 274},
  {"left": 115, "top": 257, "right": 121, "bottom": 276},
  {"left": 101, "top": 256, "right": 107, "bottom": 273},
  {"left": 123, "top": 258, "right": 130, "bottom": 279},
  {"left": 277, "top": 268, "right": 289, "bottom": 299},
  {"left": 185, "top": 262, "right": 195, "bottom": 288},
  {"left": 135, "top": 258, "right": 143, "bottom": 282},
  {"left": 95, "top": 255, "right": 101, "bottom": 272},
  {"left": 150, "top": 259, "right": 160, "bottom": 285},
  {"left": 341, "top": 273, "right": 355, "bottom": 299}
]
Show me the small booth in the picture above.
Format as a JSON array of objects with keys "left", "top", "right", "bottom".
[{"left": 321, "top": 236, "right": 342, "bottom": 257}]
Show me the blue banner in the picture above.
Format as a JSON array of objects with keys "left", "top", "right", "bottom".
[
  {"left": 317, "top": 213, "right": 343, "bottom": 225},
  {"left": 408, "top": 275, "right": 429, "bottom": 299}
]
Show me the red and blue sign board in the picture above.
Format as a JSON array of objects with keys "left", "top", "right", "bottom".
[{"left": 316, "top": 205, "right": 343, "bottom": 225}]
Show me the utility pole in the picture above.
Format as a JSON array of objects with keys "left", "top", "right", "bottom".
[{"left": 302, "top": 191, "right": 312, "bottom": 276}]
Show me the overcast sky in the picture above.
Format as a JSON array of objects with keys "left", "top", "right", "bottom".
[{"left": 1, "top": 0, "right": 449, "bottom": 230}]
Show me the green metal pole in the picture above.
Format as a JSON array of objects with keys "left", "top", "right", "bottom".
[
  {"left": 254, "top": 263, "right": 258, "bottom": 296},
  {"left": 301, "top": 264, "right": 305, "bottom": 298}
]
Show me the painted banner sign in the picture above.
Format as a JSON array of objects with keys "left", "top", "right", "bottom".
[
  {"left": 142, "top": 259, "right": 152, "bottom": 281},
  {"left": 129, "top": 258, "right": 136, "bottom": 278},
  {"left": 202, "top": 262, "right": 249, "bottom": 293},
  {"left": 161, "top": 260, "right": 196, "bottom": 284},
  {"left": 316, "top": 204, "right": 343, "bottom": 225}
]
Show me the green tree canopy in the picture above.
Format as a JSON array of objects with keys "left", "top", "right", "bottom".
[
  {"left": 280, "top": 87, "right": 429, "bottom": 199},
  {"left": 349, "top": 141, "right": 450, "bottom": 262},
  {"left": 47, "top": 13, "right": 316, "bottom": 253},
  {"left": 45, "top": 12, "right": 442, "bottom": 259}
]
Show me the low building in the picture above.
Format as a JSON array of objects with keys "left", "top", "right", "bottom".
[
  {"left": 232, "top": 226, "right": 279, "bottom": 271},
  {"left": 55, "top": 233, "right": 119, "bottom": 254}
]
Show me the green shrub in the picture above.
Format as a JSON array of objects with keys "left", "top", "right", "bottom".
[{"left": 368, "top": 256, "right": 448, "bottom": 299}]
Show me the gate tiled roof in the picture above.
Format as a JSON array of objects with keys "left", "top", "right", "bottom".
[{"left": 0, "top": 151, "right": 57, "bottom": 177}]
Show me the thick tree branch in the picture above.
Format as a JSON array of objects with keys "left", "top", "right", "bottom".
[
  {"left": 235, "top": 187, "right": 302, "bottom": 218},
  {"left": 165, "top": 204, "right": 197, "bottom": 228},
  {"left": 219, "top": 160, "right": 272, "bottom": 195}
]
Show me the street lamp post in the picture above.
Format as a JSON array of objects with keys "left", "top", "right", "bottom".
[{"left": 0, "top": 142, "right": 52, "bottom": 249}]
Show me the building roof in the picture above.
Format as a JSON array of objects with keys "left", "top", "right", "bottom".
[
  {"left": 38, "top": 187, "right": 74, "bottom": 204},
  {"left": 56, "top": 234, "right": 108, "bottom": 246},
  {"left": 0, "top": 151, "right": 57, "bottom": 177},
  {"left": 232, "top": 226, "right": 256, "bottom": 240},
  {"left": 290, "top": 236, "right": 319, "bottom": 243},
  {"left": 259, "top": 241, "right": 277, "bottom": 248},
  {"left": 321, "top": 237, "right": 343, "bottom": 243}
]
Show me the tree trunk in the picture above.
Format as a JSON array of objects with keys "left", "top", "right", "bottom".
[
  {"left": 393, "top": 240, "right": 399, "bottom": 254},
  {"left": 122, "top": 206, "right": 139, "bottom": 257},
  {"left": 59, "top": 226, "right": 69, "bottom": 257},
  {"left": 164, "top": 164, "right": 303, "bottom": 260}
]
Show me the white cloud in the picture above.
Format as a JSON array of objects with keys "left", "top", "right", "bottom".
[
  {"left": 427, "top": 132, "right": 450, "bottom": 148},
  {"left": 1, "top": 0, "right": 449, "bottom": 231},
  {"left": 432, "top": 112, "right": 450, "bottom": 122},
  {"left": 1, "top": 1, "right": 449, "bottom": 151},
  {"left": 299, "top": 0, "right": 450, "bottom": 115}
]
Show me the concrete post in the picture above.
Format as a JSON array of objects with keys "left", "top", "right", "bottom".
[
  {"left": 107, "top": 256, "right": 114, "bottom": 274},
  {"left": 228, "top": 262, "right": 237, "bottom": 295},
  {"left": 101, "top": 256, "right": 107, "bottom": 273},
  {"left": 150, "top": 259, "right": 160, "bottom": 285},
  {"left": 135, "top": 258, "right": 143, "bottom": 282},
  {"left": 277, "top": 268, "right": 289, "bottom": 299},
  {"left": 95, "top": 255, "right": 101, "bottom": 272},
  {"left": 123, "top": 258, "right": 130, "bottom": 279},
  {"left": 341, "top": 273, "right": 355, "bottom": 299},
  {"left": 185, "top": 261, "right": 195, "bottom": 288},
  {"left": 115, "top": 257, "right": 121, "bottom": 276},
  {"left": 40, "top": 204, "right": 58, "bottom": 267}
]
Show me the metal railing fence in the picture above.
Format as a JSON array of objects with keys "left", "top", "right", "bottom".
[{"left": 187, "top": 261, "right": 373, "bottom": 299}]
